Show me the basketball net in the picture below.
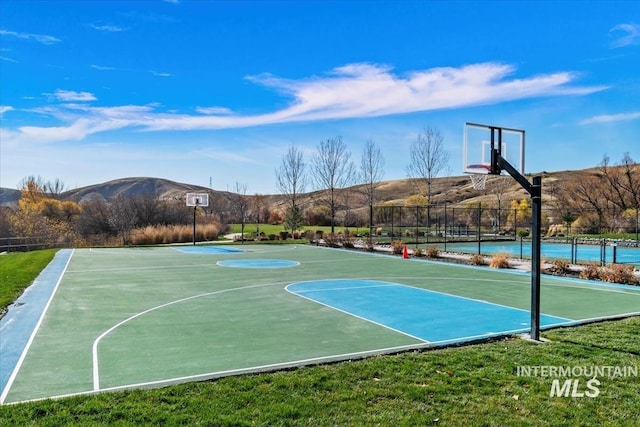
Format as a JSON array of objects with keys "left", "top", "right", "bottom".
[{"left": 469, "top": 173, "right": 488, "bottom": 190}]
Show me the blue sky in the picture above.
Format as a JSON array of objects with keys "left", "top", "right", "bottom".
[{"left": 1, "top": 0, "right": 638, "bottom": 194}]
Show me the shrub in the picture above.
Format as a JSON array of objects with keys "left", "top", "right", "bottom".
[
  {"left": 268, "top": 234, "right": 276, "bottom": 241},
  {"left": 469, "top": 254, "right": 486, "bottom": 266},
  {"left": 391, "top": 240, "right": 405, "bottom": 255},
  {"left": 546, "top": 259, "right": 571, "bottom": 276},
  {"left": 279, "top": 231, "right": 289, "bottom": 240},
  {"left": 340, "top": 234, "right": 355, "bottom": 249},
  {"left": 413, "top": 247, "right": 424, "bottom": 257},
  {"left": 599, "top": 264, "right": 639, "bottom": 285},
  {"left": 323, "top": 233, "right": 340, "bottom": 248},
  {"left": 489, "top": 254, "right": 510, "bottom": 269},
  {"left": 425, "top": 246, "right": 440, "bottom": 258},
  {"left": 579, "top": 264, "right": 600, "bottom": 281}
]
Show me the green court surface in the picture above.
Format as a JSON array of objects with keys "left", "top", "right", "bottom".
[{"left": 2, "top": 244, "right": 640, "bottom": 404}]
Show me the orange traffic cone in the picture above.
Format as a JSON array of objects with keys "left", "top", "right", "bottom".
[{"left": 403, "top": 244, "right": 409, "bottom": 259}]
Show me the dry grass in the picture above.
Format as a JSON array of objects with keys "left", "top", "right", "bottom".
[
  {"left": 424, "top": 246, "right": 440, "bottom": 258},
  {"left": 469, "top": 254, "right": 486, "bottom": 266},
  {"left": 489, "top": 253, "right": 510, "bottom": 269},
  {"left": 131, "top": 223, "right": 220, "bottom": 245}
]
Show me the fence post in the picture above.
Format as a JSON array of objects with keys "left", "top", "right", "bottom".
[{"left": 477, "top": 202, "right": 482, "bottom": 255}]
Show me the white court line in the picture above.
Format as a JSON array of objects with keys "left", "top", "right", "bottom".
[
  {"left": 285, "top": 281, "right": 430, "bottom": 343},
  {"left": 92, "top": 280, "right": 291, "bottom": 391},
  {"left": 15, "top": 340, "right": 433, "bottom": 404},
  {"left": 288, "top": 278, "right": 575, "bottom": 323},
  {"left": 0, "top": 249, "right": 75, "bottom": 405}
]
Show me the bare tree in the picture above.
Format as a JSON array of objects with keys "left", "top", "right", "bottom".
[
  {"left": 276, "top": 145, "right": 307, "bottom": 233},
  {"left": 599, "top": 153, "right": 640, "bottom": 211},
  {"left": 360, "top": 139, "right": 385, "bottom": 241},
  {"left": 109, "top": 195, "right": 138, "bottom": 245},
  {"left": 406, "top": 126, "right": 449, "bottom": 226},
  {"left": 231, "top": 182, "right": 249, "bottom": 242},
  {"left": 311, "top": 136, "right": 356, "bottom": 234},
  {"left": 407, "top": 127, "right": 449, "bottom": 198},
  {"left": 275, "top": 145, "right": 307, "bottom": 208},
  {"left": 488, "top": 176, "right": 513, "bottom": 232}
]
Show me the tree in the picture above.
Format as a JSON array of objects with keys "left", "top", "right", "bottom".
[
  {"left": 109, "top": 195, "right": 138, "bottom": 245},
  {"left": 10, "top": 176, "right": 80, "bottom": 245},
  {"left": 275, "top": 145, "right": 307, "bottom": 209},
  {"left": 360, "top": 139, "right": 385, "bottom": 241},
  {"left": 407, "top": 127, "right": 449, "bottom": 197},
  {"left": 488, "top": 176, "right": 513, "bottom": 232},
  {"left": 311, "top": 136, "right": 356, "bottom": 234},
  {"left": 231, "top": 182, "right": 249, "bottom": 242},
  {"left": 284, "top": 204, "right": 304, "bottom": 232},
  {"left": 406, "top": 126, "right": 449, "bottom": 226}
]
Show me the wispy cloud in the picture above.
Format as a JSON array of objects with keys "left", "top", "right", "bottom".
[
  {"left": 580, "top": 111, "right": 640, "bottom": 125},
  {"left": 90, "top": 64, "right": 115, "bottom": 71},
  {"left": 609, "top": 23, "right": 640, "bottom": 48},
  {"left": 0, "top": 29, "right": 61, "bottom": 45},
  {"left": 1, "top": 55, "right": 18, "bottom": 63},
  {"left": 90, "top": 24, "right": 125, "bottom": 32},
  {"left": 52, "top": 90, "right": 97, "bottom": 102},
  {"left": 150, "top": 70, "right": 173, "bottom": 77},
  {"left": 196, "top": 106, "right": 233, "bottom": 115},
  {"left": 4, "top": 62, "right": 606, "bottom": 145},
  {"left": 0, "top": 106, "right": 14, "bottom": 116}
]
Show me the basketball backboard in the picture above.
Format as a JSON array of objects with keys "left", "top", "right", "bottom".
[
  {"left": 186, "top": 192, "right": 209, "bottom": 207},
  {"left": 463, "top": 122, "right": 525, "bottom": 175}
]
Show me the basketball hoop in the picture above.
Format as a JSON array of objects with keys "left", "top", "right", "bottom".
[
  {"left": 469, "top": 174, "right": 488, "bottom": 190},
  {"left": 466, "top": 164, "right": 491, "bottom": 190}
]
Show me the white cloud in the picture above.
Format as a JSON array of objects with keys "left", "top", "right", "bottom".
[
  {"left": 90, "top": 24, "right": 125, "bottom": 32},
  {"left": 580, "top": 111, "right": 640, "bottom": 125},
  {"left": 196, "top": 106, "right": 233, "bottom": 115},
  {"left": 4, "top": 62, "right": 606, "bottom": 145},
  {"left": 0, "top": 106, "right": 14, "bottom": 115},
  {"left": 53, "top": 90, "right": 97, "bottom": 102},
  {"left": 90, "top": 64, "right": 115, "bottom": 71},
  {"left": 609, "top": 23, "right": 640, "bottom": 48},
  {"left": 1, "top": 55, "right": 18, "bottom": 63},
  {"left": 0, "top": 29, "right": 61, "bottom": 45},
  {"left": 150, "top": 70, "right": 173, "bottom": 77}
]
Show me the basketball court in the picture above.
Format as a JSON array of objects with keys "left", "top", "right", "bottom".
[{"left": 2, "top": 244, "right": 639, "bottom": 404}]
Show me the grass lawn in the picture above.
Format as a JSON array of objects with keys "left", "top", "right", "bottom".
[
  {"left": 0, "top": 249, "right": 57, "bottom": 314},
  {"left": 0, "top": 248, "right": 638, "bottom": 425}
]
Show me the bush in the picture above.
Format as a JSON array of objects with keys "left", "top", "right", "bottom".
[
  {"left": 469, "top": 254, "right": 486, "bottom": 266},
  {"left": 279, "top": 231, "right": 289, "bottom": 240},
  {"left": 413, "top": 247, "right": 424, "bottom": 257},
  {"left": 599, "top": 264, "right": 638, "bottom": 285},
  {"left": 546, "top": 259, "right": 571, "bottom": 276},
  {"left": 425, "top": 246, "right": 440, "bottom": 258},
  {"left": 579, "top": 263, "right": 600, "bottom": 281},
  {"left": 489, "top": 254, "right": 510, "bottom": 269},
  {"left": 391, "top": 240, "right": 405, "bottom": 255}
]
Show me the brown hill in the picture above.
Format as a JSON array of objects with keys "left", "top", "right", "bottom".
[
  {"left": 0, "top": 168, "right": 602, "bottom": 213},
  {"left": 60, "top": 177, "right": 212, "bottom": 204}
]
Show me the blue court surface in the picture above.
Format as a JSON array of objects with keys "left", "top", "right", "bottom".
[
  {"left": 445, "top": 241, "right": 640, "bottom": 265},
  {"left": 287, "top": 280, "right": 570, "bottom": 344}
]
